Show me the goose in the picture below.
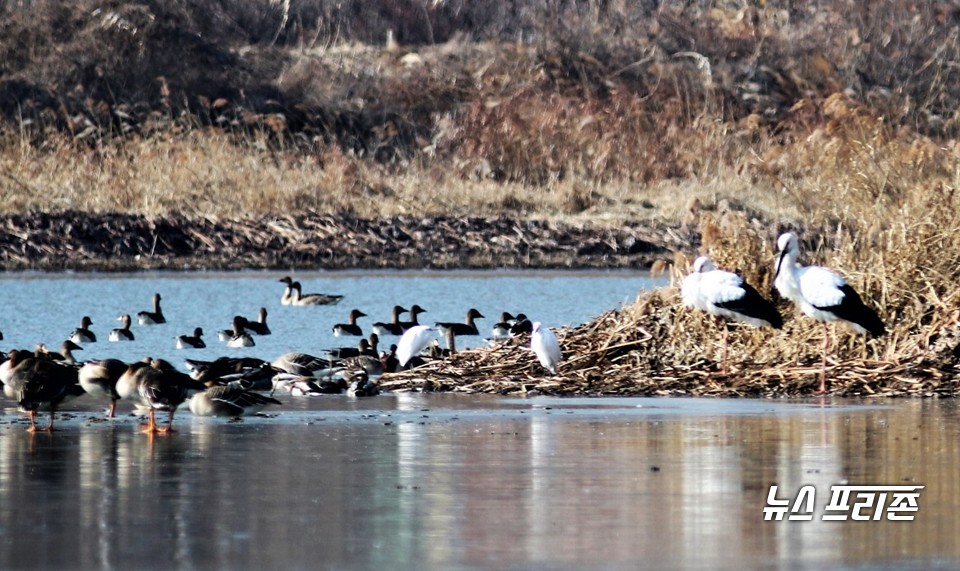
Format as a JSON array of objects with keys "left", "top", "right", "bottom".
[
  {"left": 435, "top": 308, "right": 485, "bottom": 337},
  {"left": 69, "top": 315, "right": 97, "bottom": 344},
  {"left": 188, "top": 385, "right": 281, "bottom": 418},
  {"left": 490, "top": 312, "right": 517, "bottom": 341},
  {"left": 124, "top": 359, "right": 206, "bottom": 433},
  {"left": 398, "top": 304, "right": 427, "bottom": 332},
  {"left": 336, "top": 351, "right": 384, "bottom": 377},
  {"left": 137, "top": 293, "right": 166, "bottom": 325},
  {"left": 531, "top": 322, "right": 562, "bottom": 375},
  {"left": 380, "top": 344, "right": 400, "bottom": 374},
  {"left": 225, "top": 316, "right": 255, "bottom": 348},
  {"left": 78, "top": 358, "right": 129, "bottom": 418},
  {"left": 332, "top": 309, "right": 367, "bottom": 337},
  {"left": 37, "top": 340, "right": 84, "bottom": 365},
  {"left": 271, "top": 352, "right": 335, "bottom": 378},
  {"left": 279, "top": 276, "right": 295, "bottom": 306},
  {"left": 270, "top": 372, "right": 347, "bottom": 396},
  {"left": 176, "top": 327, "right": 206, "bottom": 349},
  {"left": 214, "top": 363, "right": 277, "bottom": 392},
  {"left": 5, "top": 349, "right": 84, "bottom": 432},
  {"left": 184, "top": 356, "right": 270, "bottom": 384},
  {"left": 245, "top": 307, "right": 271, "bottom": 335},
  {"left": 345, "top": 369, "right": 380, "bottom": 397},
  {"left": 509, "top": 313, "right": 533, "bottom": 336},
  {"left": 774, "top": 232, "right": 885, "bottom": 394},
  {"left": 681, "top": 255, "right": 783, "bottom": 372},
  {"left": 283, "top": 278, "right": 344, "bottom": 306},
  {"left": 328, "top": 335, "right": 379, "bottom": 360},
  {"left": 371, "top": 305, "right": 408, "bottom": 336},
  {"left": 109, "top": 314, "right": 135, "bottom": 342}
]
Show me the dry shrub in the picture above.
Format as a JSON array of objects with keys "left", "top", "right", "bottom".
[{"left": 452, "top": 89, "right": 683, "bottom": 185}]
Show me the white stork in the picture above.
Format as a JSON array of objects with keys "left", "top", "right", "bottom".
[
  {"left": 681, "top": 256, "right": 783, "bottom": 371},
  {"left": 774, "top": 232, "right": 885, "bottom": 393}
]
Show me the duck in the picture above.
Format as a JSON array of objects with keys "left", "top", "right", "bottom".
[
  {"left": 244, "top": 307, "right": 271, "bottom": 336},
  {"left": 399, "top": 304, "right": 427, "bottom": 332},
  {"left": 4, "top": 349, "right": 85, "bottom": 432},
  {"left": 176, "top": 327, "right": 206, "bottom": 349},
  {"left": 137, "top": 292, "right": 166, "bottom": 325},
  {"left": 281, "top": 277, "right": 344, "bottom": 306},
  {"left": 69, "top": 315, "right": 97, "bottom": 344},
  {"left": 435, "top": 308, "right": 485, "bottom": 337},
  {"left": 332, "top": 309, "right": 367, "bottom": 337},
  {"left": 371, "top": 305, "right": 408, "bottom": 336},
  {"left": 225, "top": 316, "right": 255, "bottom": 348},
  {"left": 78, "top": 358, "right": 128, "bottom": 418},
  {"left": 109, "top": 314, "right": 135, "bottom": 342},
  {"left": 188, "top": 385, "right": 281, "bottom": 418}
]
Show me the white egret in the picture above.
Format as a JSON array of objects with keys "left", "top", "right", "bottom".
[
  {"left": 531, "top": 321, "right": 562, "bottom": 374},
  {"left": 397, "top": 325, "right": 436, "bottom": 368}
]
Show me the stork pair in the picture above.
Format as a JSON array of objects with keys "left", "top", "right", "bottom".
[{"left": 682, "top": 232, "right": 885, "bottom": 393}]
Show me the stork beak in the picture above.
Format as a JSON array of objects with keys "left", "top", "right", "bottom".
[{"left": 775, "top": 248, "right": 787, "bottom": 279}]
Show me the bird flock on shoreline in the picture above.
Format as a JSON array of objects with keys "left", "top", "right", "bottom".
[
  {"left": 0, "top": 230, "right": 886, "bottom": 432},
  {"left": 0, "top": 275, "right": 560, "bottom": 433}
]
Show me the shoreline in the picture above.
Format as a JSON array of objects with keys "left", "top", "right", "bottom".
[{"left": 0, "top": 210, "right": 681, "bottom": 273}]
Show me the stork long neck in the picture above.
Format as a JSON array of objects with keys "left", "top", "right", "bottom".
[{"left": 775, "top": 248, "right": 801, "bottom": 300}]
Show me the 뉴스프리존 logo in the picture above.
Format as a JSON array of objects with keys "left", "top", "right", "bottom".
[{"left": 763, "top": 484, "right": 923, "bottom": 521}]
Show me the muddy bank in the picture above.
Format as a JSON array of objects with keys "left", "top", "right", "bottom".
[{"left": 0, "top": 210, "right": 683, "bottom": 272}]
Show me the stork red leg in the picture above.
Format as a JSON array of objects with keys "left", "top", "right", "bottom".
[{"left": 817, "top": 323, "right": 830, "bottom": 394}]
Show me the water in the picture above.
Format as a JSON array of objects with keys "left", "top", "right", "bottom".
[
  {"left": 0, "top": 269, "right": 659, "bottom": 364},
  {"left": 0, "top": 396, "right": 958, "bottom": 570}
]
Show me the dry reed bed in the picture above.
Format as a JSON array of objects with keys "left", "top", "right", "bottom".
[{"left": 379, "top": 289, "right": 959, "bottom": 398}]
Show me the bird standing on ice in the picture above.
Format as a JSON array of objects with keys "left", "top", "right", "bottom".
[
  {"left": 773, "top": 232, "right": 885, "bottom": 394},
  {"left": 531, "top": 322, "right": 562, "bottom": 374},
  {"left": 681, "top": 256, "right": 783, "bottom": 371}
]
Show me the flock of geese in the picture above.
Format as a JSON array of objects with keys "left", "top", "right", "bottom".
[
  {"left": 0, "top": 274, "right": 561, "bottom": 433},
  {"left": 0, "top": 230, "right": 884, "bottom": 432}
]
